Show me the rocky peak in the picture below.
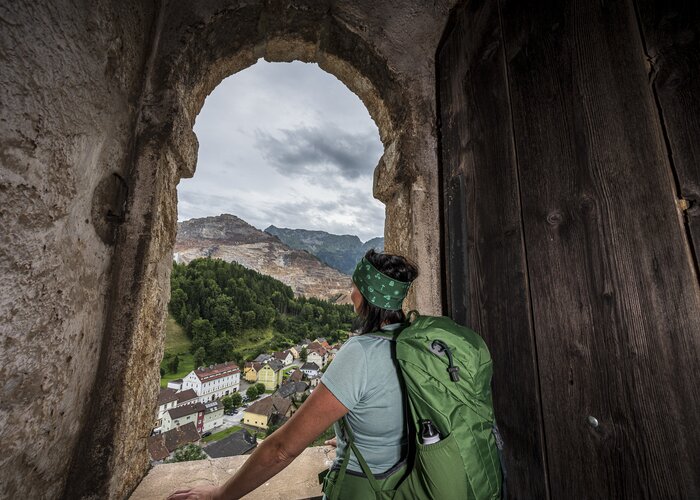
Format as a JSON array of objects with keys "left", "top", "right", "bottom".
[
  {"left": 177, "top": 214, "right": 278, "bottom": 245},
  {"left": 174, "top": 215, "right": 352, "bottom": 303}
]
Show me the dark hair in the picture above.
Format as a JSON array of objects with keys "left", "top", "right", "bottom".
[{"left": 356, "top": 249, "right": 419, "bottom": 334}]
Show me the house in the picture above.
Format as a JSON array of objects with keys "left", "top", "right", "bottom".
[
  {"left": 306, "top": 342, "right": 328, "bottom": 367},
  {"left": 254, "top": 353, "right": 272, "bottom": 363},
  {"left": 314, "top": 338, "right": 331, "bottom": 350},
  {"left": 296, "top": 381, "right": 309, "bottom": 394},
  {"left": 147, "top": 436, "right": 170, "bottom": 462},
  {"left": 306, "top": 341, "right": 323, "bottom": 352},
  {"left": 257, "top": 360, "right": 284, "bottom": 391},
  {"left": 155, "top": 388, "right": 179, "bottom": 430},
  {"left": 242, "top": 396, "right": 294, "bottom": 430},
  {"left": 306, "top": 348, "right": 325, "bottom": 370},
  {"left": 243, "top": 361, "right": 263, "bottom": 383},
  {"left": 274, "top": 381, "right": 297, "bottom": 399},
  {"left": 181, "top": 361, "right": 240, "bottom": 402},
  {"left": 175, "top": 388, "right": 198, "bottom": 406},
  {"left": 308, "top": 374, "right": 321, "bottom": 388},
  {"left": 162, "top": 402, "right": 206, "bottom": 433},
  {"left": 152, "top": 388, "right": 199, "bottom": 434},
  {"left": 288, "top": 346, "right": 300, "bottom": 359},
  {"left": 326, "top": 346, "right": 339, "bottom": 363},
  {"left": 204, "top": 429, "right": 257, "bottom": 458},
  {"left": 272, "top": 350, "right": 293, "bottom": 366},
  {"left": 287, "top": 368, "right": 303, "bottom": 383},
  {"left": 147, "top": 422, "right": 201, "bottom": 462},
  {"left": 283, "top": 381, "right": 309, "bottom": 400},
  {"left": 202, "top": 401, "right": 224, "bottom": 432},
  {"left": 300, "top": 362, "right": 320, "bottom": 378},
  {"left": 167, "top": 379, "right": 183, "bottom": 391}
]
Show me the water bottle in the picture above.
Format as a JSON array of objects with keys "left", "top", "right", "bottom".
[{"left": 421, "top": 419, "right": 441, "bottom": 445}]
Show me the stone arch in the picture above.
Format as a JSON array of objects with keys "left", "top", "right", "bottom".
[
  {"left": 63, "top": 4, "right": 443, "bottom": 498},
  {"left": 155, "top": 7, "right": 412, "bottom": 197}
]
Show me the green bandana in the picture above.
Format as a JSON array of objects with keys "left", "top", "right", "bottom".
[{"left": 352, "top": 257, "right": 412, "bottom": 310}]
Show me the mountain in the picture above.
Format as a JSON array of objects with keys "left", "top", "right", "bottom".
[
  {"left": 174, "top": 214, "right": 352, "bottom": 303},
  {"left": 264, "top": 226, "right": 384, "bottom": 275}
]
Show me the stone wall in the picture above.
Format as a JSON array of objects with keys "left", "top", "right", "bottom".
[
  {"left": 0, "top": 0, "right": 156, "bottom": 498},
  {"left": 130, "top": 446, "right": 333, "bottom": 500},
  {"left": 1, "top": 1, "right": 455, "bottom": 497}
]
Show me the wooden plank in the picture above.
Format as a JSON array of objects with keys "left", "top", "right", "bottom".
[
  {"left": 437, "top": 1, "right": 549, "bottom": 497},
  {"left": 444, "top": 174, "right": 470, "bottom": 327},
  {"left": 499, "top": 0, "right": 700, "bottom": 497},
  {"left": 634, "top": 0, "right": 700, "bottom": 275}
]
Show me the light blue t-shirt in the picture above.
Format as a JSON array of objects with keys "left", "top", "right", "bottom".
[{"left": 321, "top": 329, "right": 407, "bottom": 474}]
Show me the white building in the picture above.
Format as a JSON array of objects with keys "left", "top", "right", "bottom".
[
  {"left": 300, "top": 362, "right": 320, "bottom": 378},
  {"left": 306, "top": 350, "right": 325, "bottom": 369},
  {"left": 202, "top": 401, "right": 224, "bottom": 432},
  {"left": 161, "top": 402, "right": 206, "bottom": 433},
  {"left": 154, "top": 388, "right": 179, "bottom": 432},
  {"left": 273, "top": 350, "right": 294, "bottom": 366},
  {"left": 167, "top": 379, "right": 183, "bottom": 391},
  {"left": 182, "top": 361, "right": 240, "bottom": 402},
  {"left": 153, "top": 388, "right": 199, "bottom": 434}
]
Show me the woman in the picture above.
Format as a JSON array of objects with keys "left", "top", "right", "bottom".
[{"left": 167, "top": 249, "right": 418, "bottom": 500}]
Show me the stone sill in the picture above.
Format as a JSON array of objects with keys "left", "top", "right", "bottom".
[{"left": 130, "top": 446, "right": 335, "bottom": 499}]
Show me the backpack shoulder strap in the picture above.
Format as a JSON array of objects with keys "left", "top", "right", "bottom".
[{"left": 334, "top": 417, "right": 382, "bottom": 494}]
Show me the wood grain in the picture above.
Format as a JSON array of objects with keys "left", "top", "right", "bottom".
[
  {"left": 498, "top": 0, "right": 700, "bottom": 497},
  {"left": 437, "top": 1, "right": 549, "bottom": 497},
  {"left": 634, "top": 0, "right": 700, "bottom": 277}
]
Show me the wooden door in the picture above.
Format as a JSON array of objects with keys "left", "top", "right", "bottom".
[{"left": 438, "top": 1, "right": 700, "bottom": 498}]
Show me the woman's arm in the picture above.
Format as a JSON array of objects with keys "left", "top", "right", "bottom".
[{"left": 167, "top": 382, "right": 347, "bottom": 500}]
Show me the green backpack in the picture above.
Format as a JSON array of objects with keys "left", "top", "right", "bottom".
[{"left": 321, "top": 314, "right": 504, "bottom": 500}]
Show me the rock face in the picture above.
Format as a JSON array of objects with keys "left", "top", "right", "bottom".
[
  {"left": 175, "top": 215, "right": 352, "bottom": 303},
  {"left": 130, "top": 446, "right": 335, "bottom": 499},
  {"left": 0, "top": 1, "right": 156, "bottom": 499},
  {"left": 265, "top": 225, "right": 384, "bottom": 275}
]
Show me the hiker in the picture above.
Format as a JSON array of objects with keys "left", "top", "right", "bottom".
[{"left": 167, "top": 249, "right": 418, "bottom": 500}]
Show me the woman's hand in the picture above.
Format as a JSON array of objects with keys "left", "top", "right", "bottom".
[
  {"left": 323, "top": 437, "right": 337, "bottom": 448},
  {"left": 166, "top": 484, "right": 223, "bottom": 500}
]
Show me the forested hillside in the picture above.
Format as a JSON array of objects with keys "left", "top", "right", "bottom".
[{"left": 168, "top": 258, "right": 355, "bottom": 365}]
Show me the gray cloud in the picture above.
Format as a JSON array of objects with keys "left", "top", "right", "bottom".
[
  {"left": 178, "top": 188, "right": 384, "bottom": 242},
  {"left": 178, "top": 60, "right": 385, "bottom": 241},
  {"left": 255, "top": 125, "right": 382, "bottom": 181}
]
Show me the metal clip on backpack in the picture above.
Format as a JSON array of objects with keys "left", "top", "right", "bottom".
[{"left": 321, "top": 313, "right": 503, "bottom": 500}]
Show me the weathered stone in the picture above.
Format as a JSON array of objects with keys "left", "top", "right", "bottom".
[
  {"left": 0, "top": 1, "right": 155, "bottom": 498},
  {"left": 130, "top": 446, "right": 335, "bottom": 500},
  {"left": 1, "top": 1, "right": 454, "bottom": 498}
]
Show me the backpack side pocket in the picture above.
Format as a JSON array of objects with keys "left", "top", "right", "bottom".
[{"left": 395, "top": 432, "right": 471, "bottom": 500}]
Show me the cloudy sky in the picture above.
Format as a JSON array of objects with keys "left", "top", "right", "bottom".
[{"left": 177, "top": 60, "right": 385, "bottom": 242}]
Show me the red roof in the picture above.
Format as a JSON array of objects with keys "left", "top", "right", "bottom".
[
  {"left": 147, "top": 422, "right": 201, "bottom": 461},
  {"left": 307, "top": 342, "right": 327, "bottom": 355},
  {"left": 245, "top": 396, "right": 293, "bottom": 418},
  {"left": 169, "top": 402, "right": 206, "bottom": 419},
  {"left": 147, "top": 436, "right": 170, "bottom": 461},
  {"left": 157, "top": 388, "right": 179, "bottom": 406},
  {"left": 176, "top": 389, "right": 198, "bottom": 403},
  {"left": 194, "top": 361, "right": 240, "bottom": 383}
]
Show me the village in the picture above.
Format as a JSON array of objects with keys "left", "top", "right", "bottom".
[{"left": 147, "top": 338, "right": 342, "bottom": 463}]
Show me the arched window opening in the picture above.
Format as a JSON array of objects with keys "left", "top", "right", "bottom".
[{"left": 151, "top": 60, "right": 385, "bottom": 459}]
